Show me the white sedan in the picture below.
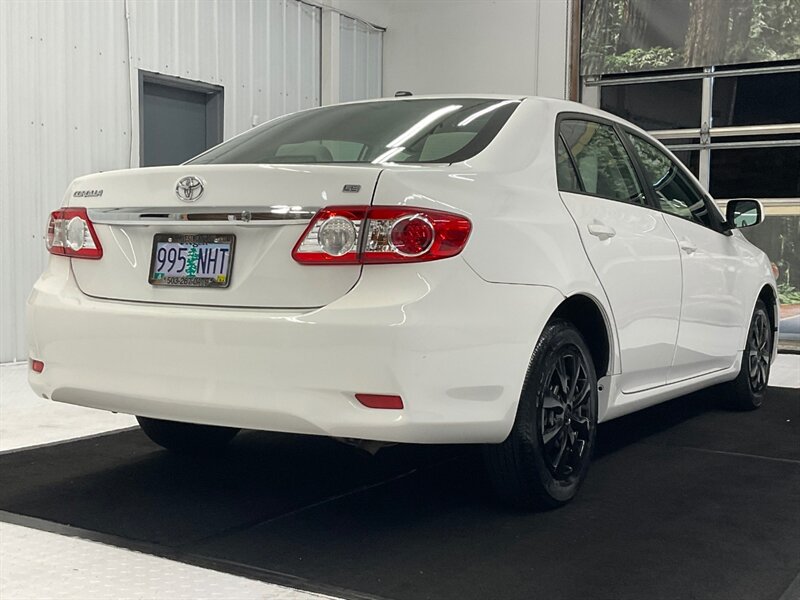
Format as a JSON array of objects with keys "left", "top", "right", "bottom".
[{"left": 28, "top": 96, "right": 777, "bottom": 508}]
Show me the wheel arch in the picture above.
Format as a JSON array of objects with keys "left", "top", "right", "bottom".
[
  {"left": 756, "top": 283, "right": 779, "bottom": 357},
  {"left": 550, "top": 294, "right": 615, "bottom": 378}
]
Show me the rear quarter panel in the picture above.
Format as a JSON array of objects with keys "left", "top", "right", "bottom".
[{"left": 375, "top": 100, "right": 620, "bottom": 375}]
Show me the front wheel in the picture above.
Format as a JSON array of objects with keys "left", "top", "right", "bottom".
[
  {"left": 137, "top": 416, "right": 239, "bottom": 453},
  {"left": 724, "top": 299, "right": 773, "bottom": 411},
  {"left": 483, "top": 319, "right": 598, "bottom": 509}
]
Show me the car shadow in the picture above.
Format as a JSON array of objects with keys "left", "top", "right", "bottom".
[{"left": 593, "top": 387, "right": 722, "bottom": 458}]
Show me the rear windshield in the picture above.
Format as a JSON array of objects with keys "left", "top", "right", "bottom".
[{"left": 189, "top": 98, "right": 520, "bottom": 165}]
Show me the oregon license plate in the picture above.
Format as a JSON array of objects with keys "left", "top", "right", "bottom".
[{"left": 149, "top": 234, "right": 235, "bottom": 288}]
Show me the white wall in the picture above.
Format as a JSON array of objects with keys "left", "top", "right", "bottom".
[
  {"left": 0, "top": 0, "right": 323, "bottom": 362},
  {"left": 335, "top": 0, "right": 571, "bottom": 98}
]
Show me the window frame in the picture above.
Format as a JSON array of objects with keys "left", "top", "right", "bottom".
[
  {"left": 139, "top": 70, "right": 224, "bottom": 168},
  {"left": 554, "top": 111, "right": 729, "bottom": 235},
  {"left": 555, "top": 111, "right": 654, "bottom": 209},
  {"left": 621, "top": 127, "right": 729, "bottom": 235},
  {"left": 556, "top": 134, "right": 584, "bottom": 193}
]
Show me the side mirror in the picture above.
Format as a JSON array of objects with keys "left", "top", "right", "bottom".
[{"left": 725, "top": 199, "right": 764, "bottom": 230}]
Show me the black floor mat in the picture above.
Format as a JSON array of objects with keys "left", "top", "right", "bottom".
[{"left": 1, "top": 387, "right": 798, "bottom": 600}]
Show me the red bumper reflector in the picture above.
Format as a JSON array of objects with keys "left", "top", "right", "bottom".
[
  {"left": 355, "top": 393, "right": 404, "bottom": 410},
  {"left": 30, "top": 359, "right": 45, "bottom": 373}
]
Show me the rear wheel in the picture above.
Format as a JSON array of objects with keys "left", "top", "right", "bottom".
[
  {"left": 725, "top": 300, "right": 772, "bottom": 411},
  {"left": 483, "top": 319, "right": 598, "bottom": 509},
  {"left": 137, "top": 416, "right": 239, "bottom": 453}
]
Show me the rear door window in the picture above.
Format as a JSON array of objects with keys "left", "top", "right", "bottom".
[
  {"left": 556, "top": 136, "right": 582, "bottom": 193},
  {"left": 559, "top": 119, "right": 645, "bottom": 205}
]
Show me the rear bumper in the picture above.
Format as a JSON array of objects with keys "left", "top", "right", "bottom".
[{"left": 27, "top": 257, "right": 563, "bottom": 444}]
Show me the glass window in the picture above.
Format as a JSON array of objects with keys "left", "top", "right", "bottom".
[
  {"left": 189, "top": 98, "right": 519, "bottom": 165},
  {"left": 669, "top": 149, "right": 701, "bottom": 178},
  {"left": 274, "top": 141, "right": 366, "bottom": 162},
  {"left": 560, "top": 120, "right": 645, "bottom": 204},
  {"left": 600, "top": 80, "right": 702, "bottom": 130},
  {"left": 626, "top": 133, "right": 713, "bottom": 228},
  {"left": 556, "top": 136, "right": 582, "bottom": 193},
  {"left": 710, "top": 146, "right": 800, "bottom": 198},
  {"left": 712, "top": 71, "right": 800, "bottom": 127}
]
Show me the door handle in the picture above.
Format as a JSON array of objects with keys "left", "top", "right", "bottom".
[
  {"left": 679, "top": 240, "right": 697, "bottom": 254},
  {"left": 587, "top": 222, "right": 616, "bottom": 240}
]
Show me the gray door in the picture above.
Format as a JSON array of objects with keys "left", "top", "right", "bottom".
[{"left": 140, "top": 73, "right": 223, "bottom": 167}]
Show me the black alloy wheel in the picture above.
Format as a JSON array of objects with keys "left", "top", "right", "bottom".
[
  {"left": 747, "top": 309, "right": 771, "bottom": 394},
  {"left": 540, "top": 350, "right": 594, "bottom": 480},
  {"left": 724, "top": 299, "right": 772, "bottom": 411},
  {"left": 483, "top": 319, "right": 598, "bottom": 509}
]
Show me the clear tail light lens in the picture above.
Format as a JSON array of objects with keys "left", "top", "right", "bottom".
[
  {"left": 292, "top": 206, "right": 471, "bottom": 265},
  {"left": 46, "top": 208, "right": 103, "bottom": 259},
  {"left": 292, "top": 207, "right": 366, "bottom": 264}
]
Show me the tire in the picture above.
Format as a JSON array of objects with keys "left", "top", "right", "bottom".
[
  {"left": 136, "top": 416, "right": 239, "bottom": 453},
  {"left": 724, "top": 299, "right": 772, "bottom": 411},
  {"left": 483, "top": 319, "right": 598, "bottom": 509}
]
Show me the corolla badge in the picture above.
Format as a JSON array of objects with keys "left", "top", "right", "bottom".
[{"left": 175, "top": 176, "right": 204, "bottom": 202}]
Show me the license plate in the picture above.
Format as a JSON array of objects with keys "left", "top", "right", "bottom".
[{"left": 149, "top": 234, "right": 235, "bottom": 288}]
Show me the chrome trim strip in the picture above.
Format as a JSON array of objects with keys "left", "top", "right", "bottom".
[{"left": 87, "top": 206, "right": 319, "bottom": 226}]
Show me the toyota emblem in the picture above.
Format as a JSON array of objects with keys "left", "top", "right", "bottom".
[{"left": 175, "top": 176, "right": 204, "bottom": 202}]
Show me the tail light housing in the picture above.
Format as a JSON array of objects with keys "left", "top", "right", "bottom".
[
  {"left": 292, "top": 206, "right": 471, "bottom": 265},
  {"left": 46, "top": 208, "right": 103, "bottom": 259}
]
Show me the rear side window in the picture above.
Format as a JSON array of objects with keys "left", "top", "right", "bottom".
[
  {"left": 189, "top": 98, "right": 520, "bottom": 165},
  {"left": 626, "top": 133, "right": 713, "bottom": 228},
  {"left": 559, "top": 119, "right": 645, "bottom": 205},
  {"left": 556, "top": 136, "right": 582, "bottom": 193}
]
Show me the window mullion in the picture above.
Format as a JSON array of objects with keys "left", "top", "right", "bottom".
[{"left": 699, "top": 66, "right": 714, "bottom": 189}]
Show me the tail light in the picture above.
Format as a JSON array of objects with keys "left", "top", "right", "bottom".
[
  {"left": 46, "top": 208, "right": 103, "bottom": 259},
  {"left": 292, "top": 206, "right": 471, "bottom": 265},
  {"left": 355, "top": 393, "right": 404, "bottom": 409}
]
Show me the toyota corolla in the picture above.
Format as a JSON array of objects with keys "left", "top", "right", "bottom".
[{"left": 28, "top": 96, "right": 778, "bottom": 508}]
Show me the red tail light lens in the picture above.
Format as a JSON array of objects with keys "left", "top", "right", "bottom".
[
  {"left": 292, "top": 206, "right": 471, "bottom": 265},
  {"left": 355, "top": 393, "right": 404, "bottom": 409},
  {"left": 390, "top": 215, "right": 435, "bottom": 257},
  {"left": 46, "top": 208, "right": 103, "bottom": 259}
]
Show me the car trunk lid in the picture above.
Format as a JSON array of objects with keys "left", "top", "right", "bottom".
[{"left": 68, "top": 164, "right": 381, "bottom": 308}]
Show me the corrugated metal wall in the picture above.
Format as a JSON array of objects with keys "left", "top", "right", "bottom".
[
  {"left": 339, "top": 15, "right": 382, "bottom": 102},
  {"left": 127, "top": 0, "right": 321, "bottom": 139},
  {"left": 0, "top": 0, "right": 323, "bottom": 362}
]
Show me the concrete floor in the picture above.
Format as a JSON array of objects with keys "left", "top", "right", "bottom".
[
  {"left": 0, "top": 522, "right": 328, "bottom": 600},
  {"left": 0, "top": 363, "right": 136, "bottom": 452}
]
